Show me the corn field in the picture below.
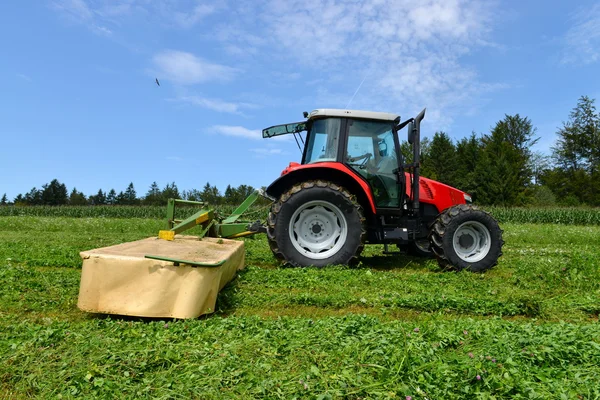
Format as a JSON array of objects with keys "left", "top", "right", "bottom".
[
  {"left": 0, "top": 205, "right": 167, "bottom": 219},
  {"left": 1, "top": 205, "right": 600, "bottom": 225},
  {"left": 0, "top": 204, "right": 265, "bottom": 220},
  {"left": 486, "top": 206, "right": 600, "bottom": 225}
]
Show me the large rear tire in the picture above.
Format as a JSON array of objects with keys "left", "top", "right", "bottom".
[
  {"left": 429, "top": 204, "right": 503, "bottom": 272},
  {"left": 267, "top": 180, "right": 366, "bottom": 267}
]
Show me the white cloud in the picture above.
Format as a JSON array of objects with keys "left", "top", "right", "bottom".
[
  {"left": 215, "top": 0, "right": 500, "bottom": 127},
  {"left": 16, "top": 73, "right": 32, "bottom": 82},
  {"left": 95, "top": 2, "right": 135, "bottom": 18},
  {"left": 52, "top": 1, "right": 219, "bottom": 35},
  {"left": 250, "top": 148, "right": 283, "bottom": 155},
  {"left": 52, "top": 0, "right": 112, "bottom": 36},
  {"left": 207, "top": 126, "right": 295, "bottom": 146},
  {"left": 249, "top": 147, "right": 288, "bottom": 158},
  {"left": 172, "top": 96, "right": 256, "bottom": 114},
  {"left": 147, "top": 1, "right": 222, "bottom": 29},
  {"left": 52, "top": 0, "right": 93, "bottom": 20},
  {"left": 209, "top": 125, "right": 262, "bottom": 140},
  {"left": 257, "top": 0, "right": 491, "bottom": 64},
  {"left": 92, "top": 25, "right": 113, "bottom": 36},
  {"left": 172, "top": 4, "right": 216, "bottom": 29},
  {"left": 51, "top": 0, "right": 504, "bottom": 127},
  {"left": 562, "top": 3, "right": 600, "bottom": 65},
  {"left": 153, "top": 50, "right": 239, "bottom": 85},
  {"left": 214, "top": 27, "right": 266, "bottom": 57}
]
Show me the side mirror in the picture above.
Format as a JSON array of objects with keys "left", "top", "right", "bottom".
[{"left": 407, "top": 122, "right": 415, "bottom": 144}]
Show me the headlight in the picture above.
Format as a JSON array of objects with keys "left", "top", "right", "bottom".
[{"left": 464, "top": 194, "right": 472, "bottom": 203}]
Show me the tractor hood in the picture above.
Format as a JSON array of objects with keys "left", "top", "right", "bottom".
[{"left": 406, "top": 174, "right": 471, "bottom": 212}]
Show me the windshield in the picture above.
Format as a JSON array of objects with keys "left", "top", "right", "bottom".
[{"left": 304, "top": 118, "right": 342, "bottom": 163}]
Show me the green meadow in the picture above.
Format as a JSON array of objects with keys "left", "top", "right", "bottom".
[{"left": 1, "top": 213, "right": 599, "bottom": 398}]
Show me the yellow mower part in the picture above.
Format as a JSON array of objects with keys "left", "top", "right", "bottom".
[
  {"left": 227, "top": 231, "right": 256, "bottom": 239},
  {"left": 195, "top": 211, "right": 211, "bottom": 224},
  {"left": 158, "top": 230, "right": 176, "bottom": 241}
]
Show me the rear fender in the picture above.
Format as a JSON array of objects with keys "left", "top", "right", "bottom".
[{"left": 266, "top": 163, "right": 377, "bottom": 215}]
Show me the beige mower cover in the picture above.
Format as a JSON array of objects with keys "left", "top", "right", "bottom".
[{"left": 77, "top": 236, "right": 244, "bottom": 319}]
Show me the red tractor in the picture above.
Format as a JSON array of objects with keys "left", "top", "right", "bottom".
[{"left": 262, "top": 108, "right": 504, "bottom": 271}]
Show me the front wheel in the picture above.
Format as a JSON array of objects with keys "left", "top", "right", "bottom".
[
  {"left": 267, "top": 181, "right": 365, "bottom": 267},
  {"left": 429, "top": 204, "right": 504, "bottom": 272}
]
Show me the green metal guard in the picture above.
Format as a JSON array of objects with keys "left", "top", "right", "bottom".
[
  {"left": 158, "top": 191, "right": 264, "bottom": 241},
  {"left": 222, "top": 190, "right": 260, "bottom": 224}
]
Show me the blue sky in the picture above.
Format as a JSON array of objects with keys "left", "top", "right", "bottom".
[{"left": 2, "top": 0, "right": 600, "bottom": 200}]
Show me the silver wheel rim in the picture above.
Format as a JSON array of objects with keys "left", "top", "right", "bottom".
[
  {"left": 289, "top": 200, "right": 347, "bottom": 260},
  {"left": 452, "top": 221, "right": 491, "bottom": 263}
]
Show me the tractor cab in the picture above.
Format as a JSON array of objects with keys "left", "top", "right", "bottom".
[
  {"left": 306, "top": 111, "right": 402, "bottom": 208},
  {"left": 263, "top": 109, "right": 409, "bottom": 210}
]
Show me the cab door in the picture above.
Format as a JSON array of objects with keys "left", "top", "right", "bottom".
[{"left": 344, "top": 119, "right": 402, "bottom": 208}]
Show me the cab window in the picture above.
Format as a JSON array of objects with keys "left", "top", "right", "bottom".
[{"left": 304, "top": 118, "right": 341, "bottom": 164}]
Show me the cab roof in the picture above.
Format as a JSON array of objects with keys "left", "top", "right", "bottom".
[{"left": 308, "top": 108, "right": 400, "bottom": 123}]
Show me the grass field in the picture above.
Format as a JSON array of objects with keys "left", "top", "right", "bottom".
[{"left": 1, "top": 215, "right": 600, "bottom": 398}]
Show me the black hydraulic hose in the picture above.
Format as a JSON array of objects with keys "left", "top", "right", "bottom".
[{"left": 293, "top": 133, "right": 302, "bottom": 154}]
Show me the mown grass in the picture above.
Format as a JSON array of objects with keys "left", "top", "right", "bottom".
[
  {"left": 1, "top": 216, "right": 600, "bottom": 398},
  {"left": 2, "top": 314, "right": 599, "bottom": 399},
  {"left": 0, "top": 217, "right": 161, "bottom": 267}
]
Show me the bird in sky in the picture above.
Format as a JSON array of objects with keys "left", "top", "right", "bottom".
[{"left": 155, "top": 78, "right": 160, "bottom": 86}]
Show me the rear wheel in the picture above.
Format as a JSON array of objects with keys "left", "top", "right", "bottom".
[
  {"left": 429, "top": 204, "right": 503, "bottom": 272},
  {"left": 267, "top": 180, "right": 365, "bottom": 267}
]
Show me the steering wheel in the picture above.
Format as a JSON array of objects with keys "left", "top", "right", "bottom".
[{"left": 347, "top": 152, "right": 372, "bottom": 169}]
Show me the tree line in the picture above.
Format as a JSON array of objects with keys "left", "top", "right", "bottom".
[
  {"left": 2, "top": 181, "right": 262, "bottom": 207},
  {"left": 399, "top": 95, "right": 600, "bottom": 206},
  {"left": 2, "top": 96, "right": 599, "bottom": 207}
]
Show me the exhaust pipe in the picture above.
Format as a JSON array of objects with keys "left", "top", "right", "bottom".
[{"left": 411, "top": 109, "right": 426, "bottom": 216}]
